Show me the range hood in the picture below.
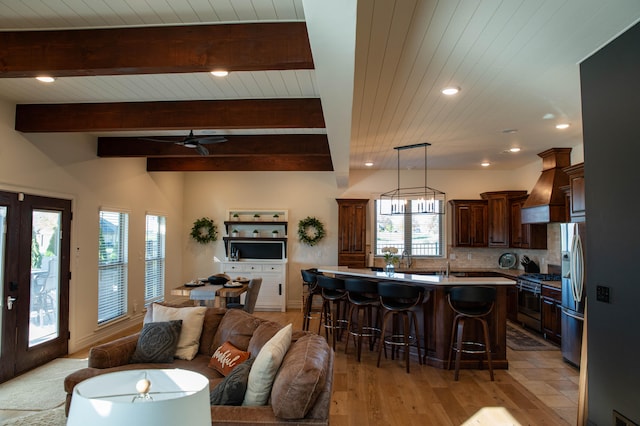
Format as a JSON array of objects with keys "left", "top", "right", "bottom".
[{"left": 521, "top": 148, "right": 572, "bottom": 224}]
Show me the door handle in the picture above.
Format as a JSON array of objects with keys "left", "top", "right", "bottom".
[{"left": 7, "top": 296, "right": 17, "bottom": 310}]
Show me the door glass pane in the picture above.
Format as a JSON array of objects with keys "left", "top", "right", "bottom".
[
  {"left": 29, "top": 210, "right": 61, "bottom": 347},
  {"left": 0, "top": 207, "right": 6, "bottom": 353}
]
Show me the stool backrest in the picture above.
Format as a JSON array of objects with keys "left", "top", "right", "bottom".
[
  {"left": 301, "top": 268, "right": 320, "bottom": 285},
  {"left": 344, "top": 278, "right": 378, "bottom": 294},
  {"left": 377, "top": 282, "right": 423, "bottom": 310},
  {"left": 447, "top": 286, "right": 496, "bottom": 317},
  {"left": 316, "top": 275, "right": 345, "bottom": 291}
]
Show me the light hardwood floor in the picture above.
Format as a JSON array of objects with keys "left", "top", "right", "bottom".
[
  {"left": 254, "top": 310, "right": 579, "bottom": 426},
  {"left": 0, "top": 309, "right": 578, "bottom": 425}
]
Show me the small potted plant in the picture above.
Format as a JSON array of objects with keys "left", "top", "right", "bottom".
[
  {"left": 272, "top": 213, "right": 280, "bottom": 221},
  {"left": 252, "top": 229, "right": 260, "bottom": 237},
  {"left": 232, "top": 213, "right": 240, "bottom": 221},
  {"left": 231, "top": 229, "right": 239, "bottom": 237},
  {"left": 272, "top": 229, "right": 279, "bottom": 238},
  {"left": 253, "top": 213, "right": 260, "bottom": 221}
]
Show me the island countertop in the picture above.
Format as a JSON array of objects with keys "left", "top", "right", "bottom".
[{"left": 316, "top": 266, "right": 516, "bottom": 286}]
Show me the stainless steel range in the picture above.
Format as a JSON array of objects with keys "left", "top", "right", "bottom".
[{"left": 516, "top": 273, "right": 561, "bottom": 332}]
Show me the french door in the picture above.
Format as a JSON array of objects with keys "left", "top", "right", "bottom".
[{"left": 0, "top": 190, "right": 71, "bottom": 383}]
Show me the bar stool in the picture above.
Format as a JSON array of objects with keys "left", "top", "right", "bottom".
[
  {"left": 316, "top": 275, "right": 348, "bottom": 351},
  {"left": 376, "top": 282, "right": 424, "bottom": 373},
  {"left": 447, "top": 286, "right": 496, "bottom": 381},
  {"left": 343, "top": 278, "right": 380, "bottom": 362},
  {"left": 301, "top": 269, "right": 323, "bottom": 331}
]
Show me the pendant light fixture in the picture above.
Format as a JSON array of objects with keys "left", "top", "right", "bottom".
[{"left": 379, "top": 142, "right": 446, "bottom": 215}]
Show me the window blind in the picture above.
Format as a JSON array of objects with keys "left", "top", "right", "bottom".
[
  {"left": 98, "top": 210, "right": 128, "bottom": 324},
  {"left": 145, "top": 214, "right": 165, "bottom": 305}
]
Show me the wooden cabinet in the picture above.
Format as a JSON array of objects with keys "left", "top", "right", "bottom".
[
  {"left": 220, "top": 261, "right": 286, "bottom": 312},
  {"left": 481, "top": 191, "right": 527, "bottom": 248},
  {"left": 541, "top": 285, "right": 562, "bottom": 344},
  {"left": 564, "top": 163, "right": 585, "bottom": 222},
  {"left": 510, "top": 195, "right": 547, "bottom": 249},
  {"left": 449, "top": 200, "right": 488, "bottom": 247},
  {"left": 336, "top": 199, "right": 368, "bottom": 267},
  {"left": 506, "top": 284, "right": 518, "bottom": 323}
]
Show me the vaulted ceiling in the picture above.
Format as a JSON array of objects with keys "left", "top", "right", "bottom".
[{"left": 1, "top": 0, "right": 639, "bottom": 181}]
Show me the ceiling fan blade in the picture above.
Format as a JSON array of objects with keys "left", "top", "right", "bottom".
[
  {"left": 195, "top": 144, "right": 209, "bottom": 156},
  {"left": 195, "top": 136, "right": 228, "bottom": 144},
  {"left": 139, "top": 137, "right": 180, "bottom": 143}
]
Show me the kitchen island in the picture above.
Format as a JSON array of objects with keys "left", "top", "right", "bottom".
[{"left": 317, "top": 266, "right": 516, "bottom": 370}]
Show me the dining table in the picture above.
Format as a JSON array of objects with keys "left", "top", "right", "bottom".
[{"left": 170, "top": 282, "right": 249, "bottom": 308}]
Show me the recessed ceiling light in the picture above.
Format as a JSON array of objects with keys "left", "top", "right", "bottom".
[
  {"left": 441, "top": 86, "right": 460, "bottom": 96},
  {"left": 509, "top": 147, "right": 521, "bottom": 153},
  {"left": 555, "top": 123, "right": 570, "bottom": 130},
  {"left": 501, "top": 128, "right": 518, "bottom": 134},
  {"left": 364, "top": 162, "right": 374, "bottom": 167},
  {"left": 210, "top": 70, "right": 229, "bottom": 77},
  {"left": 481, "top": 162, "right": 491, "bottom": 167},
  {"left": 36, "top": 76, "right": 55, "bottom": 83}
]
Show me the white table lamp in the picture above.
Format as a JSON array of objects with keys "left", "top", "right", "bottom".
[{"left": 67, "top": 369, "right": 211, "bottom": 426}]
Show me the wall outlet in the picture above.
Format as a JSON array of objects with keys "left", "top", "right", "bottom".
[
  {"left": 467, "top": 253, "right": 472, "bottom": 260},
  {"left": 596, "top": 285, "right": 611, "bottom": 303},
  {"left": 449, "top": 253, "right": 456, "bottom": 260}
]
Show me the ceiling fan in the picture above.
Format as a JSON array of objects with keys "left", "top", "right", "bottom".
[{"left": 140, "top": 130, "right": 227, "bottom": 155}]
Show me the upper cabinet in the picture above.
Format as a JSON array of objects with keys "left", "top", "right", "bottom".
[
  {"left": 563, "top": 163, "right": 585, "bottom": 222},
  {"left": 481, "top": 191, "right": 527, "bottom": 247},
  {"left": 450, "top": 200, "right": 488, "bottom": 247},
  {"left": 336, "top": 199, "right": 368, "bottom": 267},
  {"left": 510, "top": 195, "right": 547, "bottom": 249},
  {"left": 451, "top": 191, "right": 547, "bottom": 249}
]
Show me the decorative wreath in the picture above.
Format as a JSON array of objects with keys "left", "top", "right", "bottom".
[
  {"left": 190, "top": 217, "right": 218, "bottom": 244},
  {"left": 298, "top": 216, "right": 326, "bottom": 246}
]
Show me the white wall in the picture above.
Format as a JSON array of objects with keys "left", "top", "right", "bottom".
[{"left": 0, "top": 100, "right": 185, "bottom": 352}]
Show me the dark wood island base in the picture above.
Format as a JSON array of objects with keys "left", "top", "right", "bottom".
[{"left": 317, "top": 266, "right": 514, "bottom": 371}]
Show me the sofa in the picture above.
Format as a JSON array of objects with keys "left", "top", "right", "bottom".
[{"left": 64, "top": 303, "right": 334, "bottom": 425}]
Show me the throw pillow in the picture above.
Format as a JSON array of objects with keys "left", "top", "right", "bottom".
[
  {"left": 130, "top": 320, "right": 182, "bottom": 363},
  {"left": 151, "top": 304, "right": 207, "bottom": 360},
  {"left": 210, "top": 357, "right": 255, "bottom": 406},
  {"left": 209, "top": 341, "right": 251, "bottom": 376},
  {"left": 242, "top": 323, "right": 292, "bottom": 406},
  {"left": 271, "top": 334, "right": 330, "bottom": 419}
]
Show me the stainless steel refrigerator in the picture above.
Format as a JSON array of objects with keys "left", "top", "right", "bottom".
[{"left": 560, "top": 222, "right": 586, "bottom": 367}]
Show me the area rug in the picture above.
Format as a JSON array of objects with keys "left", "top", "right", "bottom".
[
  {"left": 0, "top": 406, "right": 65, "bottom": 426},
  {"left": 0, "top": 358, "right": 86, "bottom": 411},
  {"left": 506, "top": 322, "right": 559, "bottom": 351}
]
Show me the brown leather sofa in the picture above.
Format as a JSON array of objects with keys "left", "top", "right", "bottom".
[{"left": 64, "top": 305, "right": 334, "bottom": 425}]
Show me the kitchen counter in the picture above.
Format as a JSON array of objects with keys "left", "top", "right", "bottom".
[
  {"left": 316, "top": 266, "right": 515, "bottom": 370},
  {"left": 316, "top": 266, "right": 516, "bottom": 286}
]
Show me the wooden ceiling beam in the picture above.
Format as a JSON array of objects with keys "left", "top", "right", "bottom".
[
  {"left": 147, "top": 155, "right": 333, "bottom": 172},
  {"left": 0, "top": 22, "right": 312, "bottom": 78},
  {"left": 15, "top": 99, "right": 324, "bottom": 132},
  {"left": 97, "top": 134, "right": 330, "bottom": 157}
]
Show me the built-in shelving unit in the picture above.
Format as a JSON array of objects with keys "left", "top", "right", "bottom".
[{"left": 222, "top": 209, "right": 288, "bottom": 257}]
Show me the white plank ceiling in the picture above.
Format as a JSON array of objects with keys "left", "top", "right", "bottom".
[{"left": 0, "top": 0, "right": 639, "bottom": 175}]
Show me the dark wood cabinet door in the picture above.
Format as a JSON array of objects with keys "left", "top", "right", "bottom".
[
  {"left": 336, "top": 199, "right": 368, "bottom": 267},
  {"left": 450, "top": 200, "right": 488, "bottom": 247},
  {"left": 509, "top": 195, "right": 547, "bottom": 249},
  {"left": 564, "top": 163, "right": 585, "bottom": 222},
  {"left": 486, "top": 195, "right": 510, "bottom": 247},
  {"left": 541, "top": 286, "right": 562, "bottom": 344}
]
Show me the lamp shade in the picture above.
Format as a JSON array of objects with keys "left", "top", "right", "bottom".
[{"left": 68, "top": 369, "right": 211, "bottom": 426}]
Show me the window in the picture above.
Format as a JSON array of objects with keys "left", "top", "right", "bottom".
[
  {"left": 145, "top": 214, "right": 165, "bottom": 305},
  {"left": 98, "top": 210, "right": 128, "bottom": 324},
  {"left": 375, "top": 200, "right": 444, "bottom": 257}
]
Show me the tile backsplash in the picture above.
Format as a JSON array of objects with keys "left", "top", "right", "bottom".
[{"left": 372, "top": 223, "right": 562, "bottom": 272}]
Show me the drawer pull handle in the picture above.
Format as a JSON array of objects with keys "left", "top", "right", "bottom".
[{"left": 278, "top": 283, "right": 282, "bottom": 295}]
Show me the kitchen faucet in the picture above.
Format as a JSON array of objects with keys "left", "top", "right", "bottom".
[{"left": 401, "top": 250, "right": 412, "bottom": 268}]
